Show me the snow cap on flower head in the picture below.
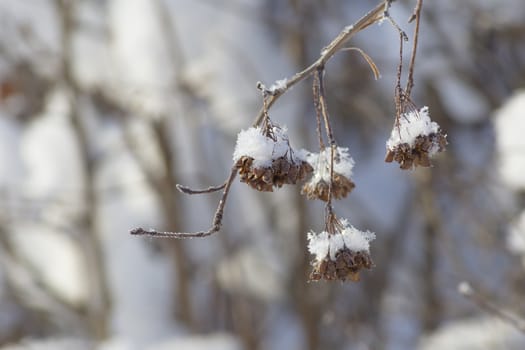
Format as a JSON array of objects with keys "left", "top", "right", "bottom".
[
  {"left": 233, "top": 124, "right": 313, "bottom": 191},
  {"left": 307, "top": 219, "right": 375, "bottom": 282},
  {"left": 385, "top": 106, "right": 447, "bottom": 169},
  {"left": 301, "top": 146, "right": 355, "bottom": 201}
]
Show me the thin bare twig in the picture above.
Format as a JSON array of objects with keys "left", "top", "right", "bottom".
[
  {"left": 253, "top": 1, "right": 390, "bottom": 127},
  {"left": 459, "top": 281, "right": 525, "bottom": 333},
  {"left": 176, "top": 182, "right": 226, "bottom": 195},
  {"left": 315, "top": 68, "right": 336, "bottom": 222},
  {"left": 312, "top": 71, "right": 325, "bottom": 149},
  {"left": 405, "top": 0, "right": 423, "bottom": 97},
  {"left": 130, "top": 0, "right": 392, "bottom": 238},
  {"left": 395, "top": 32, "right": 405, "bottom": 123},
  {"left": 341, "top": 47, "right": 381, "bottom": 80},
  {"left": 130, "top": 166, "right": 238, "bottom": 238}
]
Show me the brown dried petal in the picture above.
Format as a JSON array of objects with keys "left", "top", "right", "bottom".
[
  {"left": 236, "top": 155, "right": 312, "bottom": 192},
  {"left": 309, "top": 248, "right": 373, "bottom": 282},
  {"left": 385, "top": 149, "right": 395, "bottom": 163},
  {"left": 301, "top": 173, "right": 355, "bottom": 202}
]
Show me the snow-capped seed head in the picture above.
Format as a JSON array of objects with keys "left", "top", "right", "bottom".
[
  {"left": 307, "top": 220, "right": 375, "bottom": 282},
  {"left": 301, "top": 147, "right": 355, "bottom": 201},
  {"left": 305, "top": 147, "right": 355, "bottom": 180},
  {"left": 385, "top": 106, "right": 447, "bottom": 169},
  {"left": 233, "top": 124, "right": 313, "bottom": 191}
]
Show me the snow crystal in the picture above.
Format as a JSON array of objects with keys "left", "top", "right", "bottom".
[
  {"left": 304, "top": 146, "right": 355, "bottom": 183},
  {"left": 386, "top": 106, "right": 440, "bottom": 150},
  {"left": 308, "top": 221, "right": 375, "bottom": 261},
  {"left": 307, "top": 231, "right": 330, "bottom": 262},
  {"left": 294, "top": 148, "right": 309, "bottom": 162},
  {"left": 329, "top": 233, "right": 345, "bottom": 260},
  {"left": 268, "top": 79, "right": 288, "bottom": 94},
  {"left": 232, "top": 126, "right": 294, "bottom": 168},
  {"left": 272, "top": 126, "right": 291, "bottom": 160},
  {"left": 341, "top": 225, "right": 375, "bottom": 253},
  {"left": 232, "top": 127, "right": 275, "bottom": 168}
]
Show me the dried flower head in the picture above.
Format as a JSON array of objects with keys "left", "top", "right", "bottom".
[
  {"left": 308, "top": 219, "right": 374, "bottom": 282},
  {"left": 385, "top": 106, "right": 447, "bottom": 169},
  {"left": 301, "top": 147, "right": 355, "bottom": 201},
  {"left": 233, "top": 124, "right": 312, "bottom": 192}
]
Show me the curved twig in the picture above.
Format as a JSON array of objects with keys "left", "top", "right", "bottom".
[
  {"left": 130, "top": 166, "right": 237, "bottom": 238},
  {"left": 341, "top": 47, "right": 381, "bottom": 80},
  {"left": 253, "top": 1, "right": 390, "bottom": 127},
  {"left": 405, "top": 0, "right": 423, "bottom": 97},
  {"left": 130, "top": 0, "right": 394, "bottom": 238},
  {"left": 176, "top": 182, "right": 227, "bottom": 195}
]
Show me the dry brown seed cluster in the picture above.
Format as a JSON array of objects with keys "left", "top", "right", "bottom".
[
  {"left": 236, "top": 155, "right": 313, "bottom": 192},
  {"left": 309, "top": 248, "right": 373, "bottom": 282},
  {"left": 385, "top": 131, "right": 447, "bottom": 170},
  {"left": 300, "top": 147, "right": 355, "bottom": 201},
  {"left": 301, "top": 173, "right": 355, "bottom": 201}
]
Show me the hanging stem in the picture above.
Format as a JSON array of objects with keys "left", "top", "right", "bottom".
[
  {"left": 315, "top": 68, "right": 337, "bottom": 226},
  {"left": 312, "top": 72, "right": 325, "bottom": 150},
  {"left": 405, "top": 0, "right": 423, "bottom": 98},
  {"left": 395, "top": 31, "right": 405, "bottom": 128}
]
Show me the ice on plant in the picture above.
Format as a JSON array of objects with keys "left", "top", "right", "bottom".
[
  {"left": 308, "top": 221, "right": 375, "bottom": 261},
  {"left": 233, "top": 125, "right": 297, "bottom": 168},
  {"left": 328, "top": 233, "right": 345, "bottom": 260},
  {"left": 271, "top": 126, "right": 292, "bottom": 160},
  {"left": 340, "top": 220, "right": 375, "bottom": 253},
  {"left": 268, "top": 79, "right": 287, "bottom": 94},
  {"left": 303, "top": 146, "right": 355, "bottom": 182},
  {"left": 307, "top": 231, "right": 330, "bottom": 262},
  {"left": 386, "top": 106, "right": 440, "bottom": 150},
  {"left": 233, "top": 127, "right": 275, "bottom": 167}
]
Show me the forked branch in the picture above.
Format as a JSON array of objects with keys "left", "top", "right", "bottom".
[
  {"left": 253, "top": 0, "right": 392, "bottom": 126},
  {"left": 131, "top": 167, "right": 237, "bottom": 238},
  {"left": 130, "top": 0, "right": 394, "bottom": 238},
  {"left": 405, "top": 0, "right": 423, "bottom": 97}
]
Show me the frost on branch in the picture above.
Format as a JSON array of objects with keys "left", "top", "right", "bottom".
[
  {"left": 308, "top": 218, "right": 375, "bottom": 282},
  {"left": 233, "top": 123, "right": 312, "bottom": 192},
  {"left": 385, "top": 106, "right": 447, "bottom": 169},
  {"left": 301, "top": 146, "right": 355, "bottom": 201}
]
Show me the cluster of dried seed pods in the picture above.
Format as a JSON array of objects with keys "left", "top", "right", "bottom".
[
  {"left": 307, "top": 220, "right": 375, "bottom": 283},
  {"left": 385, "top": 131, "right": 447, "bottom": 169},
  {"left": 385, "top": 106, "right": 447, "bottom": 169},
  {"left": 310, "top": 248, "right": 373, "bottom": 282},
  {"left": 301, "top": 147, "right": 356, "bottom": 201},
  {"left": 236, "top": 155, "right": 313, "bottom": 192},
  {"left": 302, "top": 173, "right": 355, "bottom": 201}
]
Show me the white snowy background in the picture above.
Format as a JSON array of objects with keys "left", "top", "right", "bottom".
[{"left": 0, "top": 0, "right": 524, "bottom": 349}]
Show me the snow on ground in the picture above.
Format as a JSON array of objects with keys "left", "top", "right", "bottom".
[
  {"left": 494, "top": 90, "right": 525, "bottom": 191},
  {"left": 418, "top": 317, "right": 525, "bottom": 350}
]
